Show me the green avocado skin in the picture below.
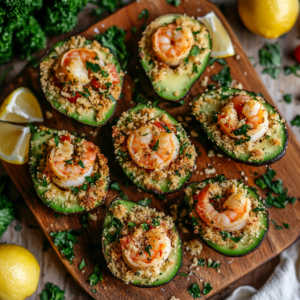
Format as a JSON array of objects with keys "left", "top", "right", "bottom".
[
  {"left": 191, "top": 87, "right": 288, "bottom": 166},
  {"left": 102, "top": 198, "right": 183, "bottom": 287},
  {"left": 40, "top": 39, "right": 123, "bottom": 127},
  {"left": 29, "top": 128, "right": 109, "bottom": 214},
  {"left": 184, "top": 178, "right": 269, "bottom": 257},
  {"left": 113, "top": 104, "right": 195, "bottom": 195},
  {"left": 139, "top": 14, "right": 212, "bottom": 102}
]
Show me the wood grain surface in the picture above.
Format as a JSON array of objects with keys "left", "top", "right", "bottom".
[{"left": 1, "top": 0, "right": 300, "bottom": 299}]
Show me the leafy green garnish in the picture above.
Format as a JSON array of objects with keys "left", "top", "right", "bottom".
[
  {"left": 95, "top": 26, "right": 129, "bottom": 69},
  {"left": 138, "top": 198, "right": 152, "bottom": 206},
  {"left": 141, "top": 222, "right": 150, "bottom": 231},
  {"left": 0, "top": 177, "right": 15, "bottom": 237},
  {"left": 131, "top": 27, "right": 137, "bottom": 34},
  {"left": 152, "top": 140, "right": 159, "bottom": 152},
  {"left": 128, "top": 222, "right": 136, "bottom": 228},
  {"left": 80, "top": 215, "right": 89, "bottom": 229},
  {"left": 78, "top": 259, "right": 85, "bottom": 270},
  {"left": 138, "top": 9, "right": 149, "bottom": 20},
  {"left": 188, "top": 283, "right": 201, "bottom": 298},
  {"left": 211, "top": 66, "right": 232, "bottom": 86},
  {"left": 284, "top": 65, "right": 300, "bottom": 77},
  {"left": 50, "top": 230, "right": 80, "bottom": 263},
  {"left": 252, "top": 207, "right": 265, "bottom": 212},
  {"left": 291, "top": 115, "right": 300, "bottom": 127},
  {"left": 190, "top": 45, "right": 201, "bottom": 57},
  {"left": 220, "top": 231, "right": 231, "bottom": 241},
  {"left": 283, "top": 223, "right": 289, "bottom": 229},
  {"left": 145, "top": 244, "right": 152, "bottom": 257},
  {"left": 109, "top": 181, "right": 125, "bottom": 197},
  {"left": 180, "top": 272, "right": 188, "bottom": 277},
  {"left": 39, "top": 283, "right": 65, "bottom": 300},
  {"left": 86, "top": 61, "right": 101, "bottom": 73},
  {"left": 202, "top": 282, "right": 213, "bottom": 295},
  {"left": 283, "top": 94, "right": 292, "bottom": 104},
  {"left": 208, "top": 58, "right": 227, "bottom": 66},
  {"left": 166, "top": 0, "right": 181, "bottom": 7},
  {"left": 216, "top": 174, "right": 226, "bottom": 183},
  {"left": 207, "top": 260, "right": 220, "bottom": 268},
  {"left": 231, "top": 124, "right": 251, "bottom": 145},
  {"left": 54, "top": 134, "right": 59, "bottom": 147},
  {"left": 198, "top": 258, "right": 205, "bottom": 266},
  {"left": 89, "top": 264, "right": 103, "bottom": 286},
  {"left": 78, "top": 160, "right": 85, "bottom": 169},
  {"left": 259, "top": 42, "right": 281, "bottom": 79}
]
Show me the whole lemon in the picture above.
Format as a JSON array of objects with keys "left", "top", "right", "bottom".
[
  {"left": 0, "top": 244, "right": 40, "bottom": 300},
  {"left": 238, "top": 0, "right": 299, "bottom": 39}
]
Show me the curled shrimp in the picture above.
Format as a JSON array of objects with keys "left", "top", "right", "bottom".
[
  {"left": 195, "top": 184, "right": 251, "bottom": 232},
  {"left": 127, "top": 124, "right": 180, "bottom": 170},
  {"left": 152, "top": 23, "right": 194, "bottom": 66},
  {"left": 218, "top": 95, "right": 269, "bottom": 142},
  {"left": 48, "top": 138, "right": 97, "bottom": 189},
  {"left": 120, "top": 227, "right": 171, "bottom": 269}
]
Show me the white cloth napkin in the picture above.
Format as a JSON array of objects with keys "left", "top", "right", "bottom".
[{"left": 225, "top": 238, "right": 300, "bottom": 300}]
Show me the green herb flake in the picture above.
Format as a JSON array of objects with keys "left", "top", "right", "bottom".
[
  {"left": 78, "top": 259, "right": 85, "bottom": 270},
  {"left": 188, "top": 283, "right": 201, "bottom": 298},
  {"left": 202, "top": 282, "right": 213, "bottom": 295},
  {"left": 198, "top": 258, "right": 205, "bottom": 266},
  {"left": 211, "top": 66, "right": 232, "bottom": 87},
  {"left": 145, "top": 244, "right": 152, "bottom": 257},
  {"left": 208, "top": 57, "right": 227, "bottom": 66},
  {"left": 131, "top": 27, "right": 137, "bottom": 34},
  {"left": 283, "top": 94, "right": 292, "bottom": 104},
  {"left": 39, "top": 283, "right": 65, "bottom": 300},
  {"left": 166, "top": 0, "right": 181, "bottom": 6},
  {"left": 138, "top": 9, "right": 149, "bottom": 20},
  {"left": 78, "top": 160, "right": 85, "bottom": 169},
  {"left": 283, "top": 223, "right": 289, "bottom": 229},
  {"left": 291, "top": 115, "right": 300, "bottom": 127},
  {"left": 180, "top": 272, "right": 188, "bottom": 277},
  {"left": 86, "top": 61, "right": 101, "bottom": 73},
  {"left": 152, "top": 140, "right": 159, "bottom": 152},
  {"left": 89, "top": 264, "right": 103, "bottom": 286},
  {"left": 138, "top": 198, "right": 152, "bottom": 206}
]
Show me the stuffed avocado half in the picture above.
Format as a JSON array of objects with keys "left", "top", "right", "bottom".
[
  {"left": 184, "top": 176, "right": 269, "bottom": 256},
  {"left": 40, "top": 36, "right": 124, "bottom": 126},
  {"left": 112, "top": 103, "right": 197, "bottom": 194},
  {"left": 29, "top": 127, "right": 109, "bottom": 214},
  {"left": 102, "top": 198, "right": 182, "bottom": 286},
  {"left": 139, "top": 14, "right": 211, "bottom": 102},
  {"left": 191, "top": 87, "right": 288, "bottom": 166}
]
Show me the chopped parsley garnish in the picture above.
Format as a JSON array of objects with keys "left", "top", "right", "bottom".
[
  {"left": 161, "top": 123, "right": 172, "bottom": 133},
  {"left": 152, "top": 140, "right": 159, "bottom": 152},
  {"left": 283, "top": 94, "right": 292, "bottom": 104},
  {"left": 107, "top": 94, "right": 116, "bottom": 102},
  {"left": 89, "top": 264, "right": 103, "bottom": 286},
  {"left": 284, "top": 65, "right": 300, "bottom": 77},
  {"left": 80, "top": 215, "right": 89, "bottom": 229},
  {"left": 176, "top": 27, "right": 182, "bottom": 31},
  {"left": 190, "top": 45, "right": 201, "bottom": 57},
  {"left": 95, "top": 26, "right": 129, "bottom": 69},
  {"left": 208, "top": 57, "right": 227, "bottom": 66},
  {"left": 180, "top": 142, "right": 189, "bottom": 155},
  {"left": 39, "top": 283, "right": 65, "bottom": 300},
  {"left": 211, "top": 66, "right": 232, "bottom": 87},
  {"left": 138, "top": 198, "right": 152, "bottom": 206},
  {"left": 78, "top": 160, "right": 85, "bottom": 169},
  {"left": 85, "top": 173, "right": 101, "bottom": 185},
  {"left": 27, "top": 123, "right": 35, "bottom": 133},
  {"left": 64, "top": 159, "right": 73, "bottom": 165},
  {"left": 151, "top": 217, "right": 160, "bottom": 227},
  {"left": 14, "top": 224, "right": 22, "bottom": 232},
  {"left": 145, "top": 245, "right": 152, "bottom": 257},
  {"left": 216, "top": 174, "right": 226, "bottom": 183},
  {"left": 86, "top": 61, "right": 100, "bottom": 73},
  {"left": 78, "top": 88, "right": 91, "bottom": 98},
  {"left": 166, "top": 0, "right": 181, "bottom": 7},
  {"left": 141, "top": 222, "right": 150, "bottom": 231},
  {"left": 188, "top": 283, "right": 201, "bottom": 298},
  {"left": 193, "top": 64, "right": 198, "bottom": 73},
  {"left": 198, "top": 258, "right": 205, "bottom": 266},
  {"left": 291, "top": 115, "right": 300, "bottom": 127},
  {"left": 191, "top": 216, "right": 198, "bottom": 226},
  {"left": 193, "top": 31, "right": 200, "bottom": 36},
  {"left": 220, "top": 231, "right": 231, "bottom": 241},
  {"left": 271, "top": 219, "right": 287, "bottom": 230},
  {"left": 50, "top": 230, "right": 80, "bottom": 263},
  {"left": 252, "top": 207, "right": 265, "bottom": 212},
  {"left": 283, "top": 223, "right": 289, "bottom": 229},
  {"left": 259, "top": 42, "right": 281, "bottom": 79},
  {"left": 143, "top": 133, "right": 149, "bottom": 136},
  {"left": 78, "top": 259, "right": 85, "bottom": 270},
  {"left": 255, "top": 178, "right": 267, "bottom": 189},
  {"left": 138, "top": 9, "right": 149, "bottom": 20},
  {"left": 212, "top": 112, "right": 219, "bottom": 123},
  {"left": 109, "top": 181, "right": 126, "bottom": 197},
  {"left": 131, "top": 27, "right": 137, "bottom": 34},
  {"left": 230, "top": 235, "right": 244, "bottom": 243},
  {"left": 180, "top": 272, "right": 188, "bottom": 277},
  {"left": 100, "top": 69, "right": 109, "bottom": 77},
  {"left": 0, "top": 176, "right": 15, "bottom": 237},
  {"left": 207, "top": 260, "right": 220, "bottom": 268},
  {"left": 128, "top": 222, "right": 136, "bottom": 228},
  {"left": 111, "top": 217, "right": 124, "bottom": 229},
  {"left": 231, "top": 124, "right": 251, "bottom": 145},
  {"left": 202, "top": 282, "right": 213, "bottom": 295},
  {"left": 54, "top": 134, "right": 59, "bottom": 147}
]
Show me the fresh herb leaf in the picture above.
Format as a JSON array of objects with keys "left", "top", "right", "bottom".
[
  {"left": 262, "top": 67, "right": 281, "bottom": 79},
  {"left": 152, "top": 140, "right": 159, "bottom": 152},
  {"left": 193, "top": 31, "right": 200, "bottom": 36},
  {"left": 128, "top": 222, "right": 136, "bottom": 228},
  {"left": 216, "top": 174, "right": 226, "bottom": 183},
  {"left": 131, "top": 27, "right": 137, "bottom": 34},
  {"left": 220, "top": 231, "right": 231, "bottom": 241},
  {"left": 190, "top": 45, "right": 200, "bottom": 57},
  {"left": 100, "top": 69, "right": 109, "bottom": 78},
  {"left": 39, "top": 283, "right": 65, "bottom": 300},
  {"left": 54, "top": 134, "right": 59, "bottom": 147},
  {"left": 283, "top": 223, "right": 289, "bottom": 229},
  {"left": 207, "top": 260, "right": 220, "bottom": 268},
  {"left": 255, "top": 178, "right": 267, "bottom": 189},
  {"left": 188, "top": 283, "right": 201, "bottom": 298},
  {"left": 180, "top": 142, "right": 189, "bottom": 155},
  {"left": 283, "top": 94, "right": 292, "bottom": 104},
  {"left": 138, "top": 9, "right": 149, "bottom": 20},
  {"left": 64, "top": 159, "right": 73, "bottom": 165},
  {"left": 208, "top": 58, "right": 227, "bottom": 66},
  {"left": 211, "top": 66, "right": 232, "bottom": 87},
  {"left": 78, "top": 259, "right": 85, "bottom": 270},
  {"left": 141, "top": 222, "right": 150, "bottom": 231},
  {"left": 145, "top": 244, "right": 152, "bottom": 257},
  {"left": 27, "top": 123, "right": 35, "bottom": 133},
  {"left": 284, "top": 65, "right": 300, "bottom": 77},
  {"left": 138, "top": 198, "right": 151, "bottom": 206},
  {"left": 230, "top": 235, "right": 244, "bottom": 243},
  {"left": 202, "top": 282, "right": 213, "bottom": 295},
  {"left": 180, "top": 272, "right": 188, "bottom": 277},
  {"left": 198, "top": 258, "right": 205, "bottom": 266},
  {"left": 259, "top": 42, "right": 281, "bottom": 78},
  {"left": 151, "top": 217, "right": 160, "bottom": 227},
  {"left": 86, "top": 61, "right": 101, "bottom": 73},
  {"left": 80, "top": 215, "right": 89, "bottom": 229},
  {"left": 110, "top": 217, "right": 124, "bottom": 229},
  {"left": 89, "top": 264, "right": 103, "bottom": 286},
  {"left": 78, "top": 160, "right": 85, "bottom": 169},
  {"left": 291, "top": 115, "right": 300, "bottom": 127},
  {"left": 253, "top": 207, "right": 265, "bottom": 212},
  {"left": 166, "top": 0, "right": 181, "bottom": 6}
]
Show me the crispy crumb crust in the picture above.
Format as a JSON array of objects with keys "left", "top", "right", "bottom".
[
  {"left": 102, "top": 200, "right": 181, "bottom": 286},
  {"left": 184, "top": 179, "right": 268, "bottom": 253},
  {"left": 29, "top": 126, "right": 109, "bottom": 213},
  {"left": 40, "top": 36, "right": 124, "bottom": 125},
  {"left": 191, "top": 88, "right": 288, "bottom": 165},
  {"left": 138, "top": 14, "right": 211, "bottom": 101},
  {"left": 112, "top": 104, "right": 197, "bottom": 194}
]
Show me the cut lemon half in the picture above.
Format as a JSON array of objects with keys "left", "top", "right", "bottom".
[
  {"left": 0, "top": 87, "right": 43, "bottom": 123},
  {"left": 198, "top": 12, "right": 235, "bottom": 58},
  {"left": 0, "top": 122, "right": 31, "bottom": 164}
]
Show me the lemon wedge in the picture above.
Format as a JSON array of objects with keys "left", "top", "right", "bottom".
[
  {"left": 198, "top": 12, "right": 235, "bottom": 58},
  {"left": 0, "top": 122, "right": 31, "bottom": 164},
  {"left": 0, "top": 87, "right": 43, "bottom": 123}
]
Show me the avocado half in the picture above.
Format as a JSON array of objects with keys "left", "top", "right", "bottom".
[
  {"left": 40, "top": 39, "right": 123, "bottom": 127},
  {"left": 29, "top": 128, "right": 109, "bottom": 214},
  {"left": 102, "top": 198, "right": 183, "bottom": 287},
  {"left": 184, "top": 177, "right": 269, "bottom": 257},
  {"left": 191, "top": 87, "right": 288, "bottom": 166},
  {"left": 139, "top": 14, "right": 212, "bottom": 102},
  {"left": 113, "top": 103, "right": 196, "bottom": 194}
]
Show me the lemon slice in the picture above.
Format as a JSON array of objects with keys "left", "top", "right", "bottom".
[
  {"left": 0, "top": 122, "right": 31, "bottom": 164},
  {"left": 198, "top": 12, "right": 235, "bottom": 58},
  {"left": 0, "top": 87, "right": 43, "bottom": 123}
]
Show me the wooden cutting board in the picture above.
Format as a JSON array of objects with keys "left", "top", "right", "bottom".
[{"left": 1, "top": 0, "right": 300, "bottom": 299}]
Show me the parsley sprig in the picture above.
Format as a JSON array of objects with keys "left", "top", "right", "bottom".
[
  {"left": 259, "top": 42, "right": 281, "bottom": 79},
  {"left": 39, "top": 283, "right": 65, "bottom": 300}
]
